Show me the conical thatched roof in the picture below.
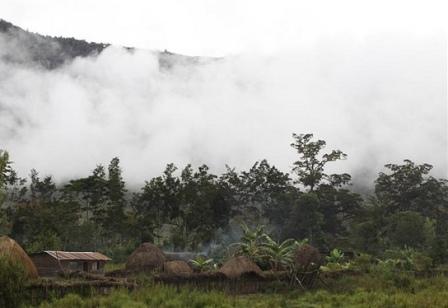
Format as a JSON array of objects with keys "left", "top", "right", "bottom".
[
  {"left": 219, "top": 256, "right": 262, "bottom": 279},
  {"left": 294, "top": 244, "right": 321, "bottom": 271},
  {"left": 0, "top": 236, "right": 38, "bottom": 279},
  {"left": 163, "top": 260, "right": 193, "bottom": 275},
  {"left": 126, "top": 242, "right": 166, "bottom": 272}
]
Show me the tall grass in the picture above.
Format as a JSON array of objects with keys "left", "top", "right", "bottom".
[
  {"left": 104, "top": 262, "right": 125, "bottom": 273},
  {"left": 37, "top": 274, "right": 448, "bottom": 308},
  {"left": 0, "top": 256, "right": 27, "bottom": 308}
]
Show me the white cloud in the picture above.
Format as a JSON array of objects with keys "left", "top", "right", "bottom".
[{"left": 0, "top": 31, "right": 446, "bottom": 186}]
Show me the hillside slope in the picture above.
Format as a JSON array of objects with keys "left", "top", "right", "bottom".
[{"left": 0, "top": 19, "right": 209, "bottom": 70}]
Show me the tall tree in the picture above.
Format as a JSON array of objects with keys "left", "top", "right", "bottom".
[
  {"left": 64, "top": 165, "right": 109, "bottom": 221},
  {"left": 375, "top": 159, "right": 448, "bottom": 217},
  {"left": 0, "top": 151, "right": 12, "bottom": 234},
  {"left": 290, "top": 133, "right": 350, "bottom": 191},
  {"left": 288, "top": 133, "right": 361, "bottom": 247},
  {"left": 29, "top": 169, "right": 57, "bottom": 204},
  {"left": 105, "top": 157, "right": 127, "bottom": 235}
]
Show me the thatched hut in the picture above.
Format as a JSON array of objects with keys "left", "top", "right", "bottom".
[
  {"left": 163, "top": 260, "right": 193, "bottom": 275},
  {"left": 294, "top": 244, "right": 321, "bottom": 271},
  {"left": 219, "top": 256, "right": 262, "bottom": 279},
  {"left": 0, "top": 236, "right": 38, "bottom": 279},
  {"left": 126, "top": 242, "right": 166, "bottom": 272}
]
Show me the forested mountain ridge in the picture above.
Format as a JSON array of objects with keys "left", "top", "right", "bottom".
[{"left": 0, "top": 19, "right": 208, "bottom": 69}]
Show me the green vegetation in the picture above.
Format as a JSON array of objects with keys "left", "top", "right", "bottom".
[
  {"left": 0, "top": 256, "right": 27, "bottom": 308},
  {"left": 36, "top": 274, "right": 448, "bottom": 308},
  {"left": 1, "top": 133, "right": 448, "bottom": 306},
  {"left": 1, "top": 133, "right": 448, "bottom": 265},
  {"left": 190, "top": 256, "right": 214, "bottom": 272}
]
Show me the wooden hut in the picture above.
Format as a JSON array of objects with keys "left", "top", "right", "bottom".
[{"left": 30, "top": 251, "right": 111, "bottom": 277}]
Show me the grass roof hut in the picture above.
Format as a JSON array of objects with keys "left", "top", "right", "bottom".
[
  {"left": 126, "top": 242, "right": 166, "bottom": 272},
  {"left": 163, "top": 260, "right": 193, "bottom": 275},
  {"left": 219, "top": 256, "right": 262, "bottom": 279},
  {"left": 0, "top": 236, "right": 38, "bottom": 279},
  {"left": 294, "top": 244, "right": 322, "bottom": 271}
]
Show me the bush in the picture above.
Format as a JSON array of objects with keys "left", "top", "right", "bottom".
[{"left": 0, "top": 256, "right": 27, "bottom": 308}]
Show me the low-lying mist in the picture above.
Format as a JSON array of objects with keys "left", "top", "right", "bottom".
[{"left": 0, "top": 32, "right": 446, "bottom": 187}]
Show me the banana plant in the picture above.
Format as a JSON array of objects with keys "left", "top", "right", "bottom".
[
  {"left": 260, "top": 235, "right": 297, "bottom": 271},
  {"left": 232, "top": 223, "right": 308, "bottom": 271},
  {"left": 321, "top": 248, "right": 350, "bottom": 272},
  {"left": 190, "top": 256, "right": 214, "bottom": 272},
  {"left": 326, "top": 248, "right": 344, "bottom": 264},
  {"left": 231, "top": 223, "right": 267, "bottom": 262}
]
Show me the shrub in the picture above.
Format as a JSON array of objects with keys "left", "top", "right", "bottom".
[
  {"left": 0, "top": 256, "right": 27, "bottom": 308},
  {"left": 326, "top": 249, "right": 344, "bottom": 264},
  {"left": 190, "top": 256, "right": 214, "bottom": 272}
]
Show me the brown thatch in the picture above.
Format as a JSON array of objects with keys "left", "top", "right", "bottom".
[
  {"left": 294, "top": 244, "right": 321, "bottom": 271},
  {"left": 163, "top": 260, "right": 193, "bottom": 275},
  {"left": 0, "top": 236, "right": 38, "bottom": 279},
  {"left": 219, "top": 256, "right": 263, "bottom": 279},
  {"left": 125, "top": 242, "right": 166, "bottom": 272}
]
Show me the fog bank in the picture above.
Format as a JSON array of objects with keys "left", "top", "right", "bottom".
[{"left": 0, "top": 33, "right": 446, "bottom": 186}]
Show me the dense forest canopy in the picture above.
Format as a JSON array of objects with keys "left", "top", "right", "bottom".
[{"left": 1, "top": 133, "right": 447, "bottom": 264}]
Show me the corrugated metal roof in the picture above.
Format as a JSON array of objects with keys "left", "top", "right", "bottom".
[{"left": 43, "top": 251, "right": 111, "bottom": 261}]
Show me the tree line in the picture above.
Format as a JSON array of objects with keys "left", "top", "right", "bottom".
[{"left": 0, "top": 133, "right": 447, "bottom": 263}]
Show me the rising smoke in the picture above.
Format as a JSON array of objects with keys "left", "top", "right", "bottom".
[{"left": 0, "top": 31, "right": 446, "bottom": 187}]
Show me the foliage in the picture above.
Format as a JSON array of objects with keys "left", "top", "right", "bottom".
[
  {"left": 190, "top": 256, "right": 214, "bottom": 272},
  {"left": 1, "top": 132, "right": 448, "bottom": 267},
  {"left": 380, "top": 248, "right": 434, "bottom": 272},
  {"left": 0, "top": 150, "right": 15, "bottom": 208},
  {"left": 260, "top": 235, "right": 298, "bottom": 271},
  {"left": 326, "top": 248, "right": 344, "bottom": 264},
  {"left": 231, "top": 224, "right": 309, "bottom": 272},
  {"left": 0, "top": 256, "right": 27, "bottom": 308},
  {"left": 232, "top": 223, "right": 267, "bottom": 263},
  {"left": 37, "top": 275, "right": 448, "bottom": 308},
  {"left": 290, "top": 133, "right": 350, "bottom": 191},
  {"left": 320, "top": 248, "right": 352, "bottom": 272}
]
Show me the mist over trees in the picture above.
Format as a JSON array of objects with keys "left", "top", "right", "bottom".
[{"left": 1, "top": 134, "right": 447, "bottom": 263}]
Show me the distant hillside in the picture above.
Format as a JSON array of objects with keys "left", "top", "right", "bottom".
[{"left": 0, "top": 19, "right": 210, "bottom": 70}]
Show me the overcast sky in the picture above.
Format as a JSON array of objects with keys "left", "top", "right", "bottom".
[{"left": 1, "top": 0, "right": 447, "bottom": 56}]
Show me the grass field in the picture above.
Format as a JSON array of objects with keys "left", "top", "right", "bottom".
[{"left": 37, "top": 273, "right": 448, "bottom": 308}]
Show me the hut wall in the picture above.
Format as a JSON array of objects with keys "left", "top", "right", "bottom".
[
  {"left": 31, "top": 253, "right": 109, "bottom": 276},
  {"left": 31, "top": 254, "right": 62, "bottom": 277},
  {"left": 60, "top": 260, "right": 106, "bottom": 273},
  {"left": 97, "top": 261, "right": 106, "bottom": 272}
]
